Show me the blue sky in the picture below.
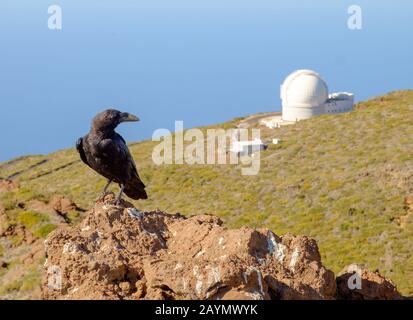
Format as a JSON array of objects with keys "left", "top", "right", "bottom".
[{"left": 0, "top": 0, "right": 412, "bottom": 161}]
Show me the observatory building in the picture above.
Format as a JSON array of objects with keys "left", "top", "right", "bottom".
[
  {"left": 236, "top": 69, "right": 355, "bottom": 153},
  {"left": 280, "top": 69, "right": 354, "bottom": 122}
]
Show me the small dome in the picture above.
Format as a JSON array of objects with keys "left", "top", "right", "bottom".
[{"left": 281, "top": 70, "right": 328, "bottom": 107}]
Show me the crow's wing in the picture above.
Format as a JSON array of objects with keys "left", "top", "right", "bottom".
[
  {"left": 98, "top": 135, "right": 130, "bottom": 164},
  {"left": 98, "top": 134, "right": 147, "bottom": 199},
  {"left": 76, "top": 137, "right": 91, "bottom": 168},
  {"left": 116, "top": 134, "right": 140, "bottom": 175}
]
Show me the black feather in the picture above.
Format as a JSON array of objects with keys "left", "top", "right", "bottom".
[
  {"left": 76, "top": 109, "right": 147, "bottom": 200},
  {"left": 76, "top": 137, "right": 91, "bottom": 168}
]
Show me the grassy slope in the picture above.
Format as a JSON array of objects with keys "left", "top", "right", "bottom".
[{"left": 1, "top": 90, "right": 413, "bottom": 296}]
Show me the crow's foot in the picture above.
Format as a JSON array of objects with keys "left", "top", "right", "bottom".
[{"left": 96, "top": 192, "right": 115, "bottom": 203}]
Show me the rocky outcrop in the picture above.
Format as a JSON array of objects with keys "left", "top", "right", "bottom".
[
  {"left": 0, "top": 203, "right": 6, "bottom": 235},
  {"left": 336, "top": 264, "right": 402, "bottom": 300},
  {"left": 0, "top": 179, "right": 17, "bottom": 194},
  {"left": 49, "top": 196, "right": 78, "bottom": 215},
  {"left": 42, "top": 198, "right": 403, "bottom": 300}
]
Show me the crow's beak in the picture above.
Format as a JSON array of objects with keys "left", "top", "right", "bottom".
[{"left": 120, "top": 112, "right": 140, "bottom": 122}]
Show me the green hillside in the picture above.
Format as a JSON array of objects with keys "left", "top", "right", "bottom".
[{"left": 1, "top": 90, "right": 413, "bottom": 298}]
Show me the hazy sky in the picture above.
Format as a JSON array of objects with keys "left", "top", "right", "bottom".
[{"left": 0, "top": 0, "right": 412, "bottom": 161}]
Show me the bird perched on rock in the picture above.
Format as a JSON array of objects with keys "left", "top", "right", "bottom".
[{"left": 76, "top": 109, "right": 147, "bottom": 204}]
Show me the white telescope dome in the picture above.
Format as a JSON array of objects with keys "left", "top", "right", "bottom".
[
  {"left": 279, "top": 69, "right": 354, "bottom": 122},
  {"left": 281, "top": 70, "right": 328, "bottom": 107}
]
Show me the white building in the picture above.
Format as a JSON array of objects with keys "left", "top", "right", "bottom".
[
  {"left": 230, "top": 137, "right": 266, "bottom": 156},
  {"left": 280, "top": 69, "right": 354, "bottom": 122}
]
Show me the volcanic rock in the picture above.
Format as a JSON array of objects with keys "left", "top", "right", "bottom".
[{"left": 42, "top": 201, "right": 403, "bottom": 300}]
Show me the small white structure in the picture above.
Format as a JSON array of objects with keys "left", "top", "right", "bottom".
[
  {"left": 272, "top": 138, "right": 281, "bottom": 145},
  {"left": 260, "top": 118, "right": 281, "bottom": 129},
  {"left": 230, "top": 138, "right": 266, "bottom": 156},
  {"left": 280, "top": 69, "right": 354, "bottom": 122}
]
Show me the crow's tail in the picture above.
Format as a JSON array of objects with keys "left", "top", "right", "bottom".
[{"left": 124, "top": 173, "right": 147, "bottom": 200}]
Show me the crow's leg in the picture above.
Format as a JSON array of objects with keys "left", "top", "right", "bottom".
[
  {"left": 116, "top": 184, "right": 124, "bottom": 205},
  {"left": 97, "top": 179, "right": 112, "bottom": 201},
  {"left": 102, "top": 179, "right": 112, "bottom": 194}
]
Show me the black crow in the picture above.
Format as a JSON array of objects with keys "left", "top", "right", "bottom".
[{"left": 76, "top": 109, "right": 147, "bottom": 204}]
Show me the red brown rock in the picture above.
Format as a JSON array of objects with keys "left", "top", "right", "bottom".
[
  {"left": 2, "top": 224, "right": 36, "bottom": 245},
  {"left": 0, "top": 202, "right": 6, "bottom": 235},
  {"left": 42, "top": 200, "right": 337, "bottom": 300},
  {"left": 41, "top": 201, "right": 404, "bottom": 300},
  {"left": 0, "top": 179, "right": 17, "bottom": 194},
  {"left": 49, "top": 196, "right": 77, "bottom": 214},
  {"left": 336, "top": 264, "right": 403, "bottom": 300}
]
